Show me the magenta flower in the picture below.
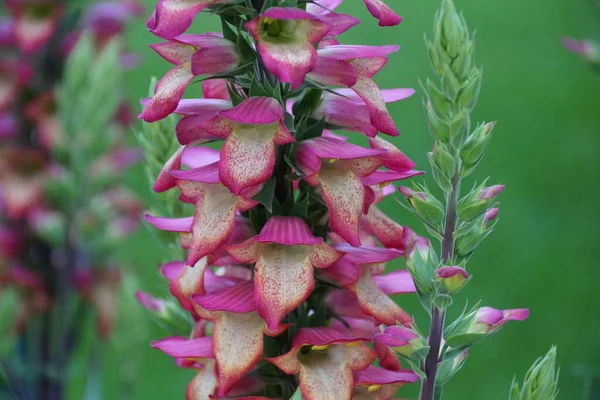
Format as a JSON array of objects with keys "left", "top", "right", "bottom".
[
  {"left": 267, "top": 327, "right": 376, "bottom": 400},
  {"left": 152, "top": 336, "right": 219, "bottom": 398},
  {"left": 192, "top": 281, "right": 288, "bottom": 395},
  {"left": 315, "top": 45, "right": 410, "bottom": 135},
  {"left": 146, "top": 0, "right": 225, "bottom": 39},
  {"left": 312, "top": 88, "right": 413, "bottom": 137},
  {"left": 295, "top": 136, "right": 387, "bottom": 246},
  {"left": 372, "top": 325, "right": 424, "bottom": 358},
  {"left": 226, "top": 216, "right": 342, "bottom": 331},
  {"left": 6, "top": 0, "right": 62, "bottom": 54},
  {"left": 468, "top": 307, "right": 530, "bottom": 334},
  {"left": 326, "top": 244, "right": 413, "bottom": 325},
  {"left": 175, "top": 97, "right": 294, "bottom": 196},
  {"left": 246, "top": 7, "right": 331, "bottom": 88},
  {"left": 436, "top": 266, "right": 469, "bottom": 294},
  {"left": 139, "top": 34, "right": 240, "bottom": 122},
  {"left": 363, "top": 0, "right": 402, "bottom": 27},
  {"left": 354, "top": 366, "right": 419, "bottom": 399}
]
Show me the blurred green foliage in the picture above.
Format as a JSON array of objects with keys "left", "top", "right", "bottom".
[{"left": 97, "top": 0, "right": 600, "bottom": 399}]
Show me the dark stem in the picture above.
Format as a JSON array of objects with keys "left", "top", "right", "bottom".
[{"left": 420, "top": 173, "right": 460, "bottom": 400}]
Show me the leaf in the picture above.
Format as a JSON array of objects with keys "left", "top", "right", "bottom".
[{"left": 253, "top": 177, "right": 277, "bottom": 213}]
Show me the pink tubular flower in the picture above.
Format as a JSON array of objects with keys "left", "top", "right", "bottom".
[
  {"left": 436, "top": 266, "right": 469, "bottom": 294},
  {"left": 148, "top": 146, "right": 260, "bottom": 266},
  {"left": 315, "top": 45, "right": 413, "bottom": 136},
  {"left": 147, "top": 0, "right": 225, "bottom": 39},
  {"left": 296, "top": 136, "right": 390, "bottom": 246},
  {"left": 152, "top": 336, "right": 220, "bottom": 399},
  {"left": 362, "top": 0, "right": 401, "bottom": 27},
  {"left": 468, "top": 307, "right": 530, "bottom": 334},
  {"left": 82, "top": 0, "right": 144, "bottom": 43},
  {"left": 176, "top": 97, "right": 294, "bottom": 196},
  {"left": 246, "top": 8, "right": 331, "bottom": 88},
  {"left": 372, "top": 325, "right": 424, "bottom": 358},
  {"left": 267, "top": 327, "right": 376, "bottom": 400},
  {"left": 139, "top": 34, "right": 240, "bottom": 122},
  {"left": 0, "top": 17, "right": 15, "bottom": 47},
  {"left": 226, "top": 217, "right": 343, "bottom": 331},
  {"left": 353, "top": 366, "right": 419, "bottom": 400},
  {"left": 6, "top": 0, "right": 62, "bottom": 54},
  {"left": 192, "top": 281, "right": 288, "bottom": 395},
  {"left": 327, "top": 244, "right": 413, "bottom": 325},
  {"left": 312, "top": 88, "right": 413, "bottom": 137}
]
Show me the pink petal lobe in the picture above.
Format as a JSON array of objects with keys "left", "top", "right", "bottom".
[
  {"left": 148, "top": 0, "right": 215, "bottom": 39},
  {"left": 375, "top": 270, "right": 416, "bottom": 294},
  {"left": 219, "top": 97, "right": 283, "bottom": 125},
  {"left": 254, "top": 216, "right": 322, "bottom": 246},
  {"left": 192, "top": 281, "right": 256, "bottom": 313},
  {"left": 145, "top": 214, "right": 192, "bottom": 232},
  {"left": 363, "top": 0, "right": 402, "bottom": 27},
  {"left": 139, "top": 66, "right": 193, "bottom": 122},
  {"left": 153, "top": 146, "right": 185, "bottom": 192},
  {"left": 151, "top": 336, "right": 214, "bottom": 359}
]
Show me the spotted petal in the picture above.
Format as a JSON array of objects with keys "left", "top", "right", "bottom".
[{"left": 362, "top": 0, "right": 402, "bottom": 27}]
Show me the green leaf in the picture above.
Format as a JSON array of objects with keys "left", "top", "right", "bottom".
[
  {"left": 253, "top": 177, "right": 277, "bottom": 213},
  {"left": 296, "top": 116, "right": 325, "bottom": 142}
]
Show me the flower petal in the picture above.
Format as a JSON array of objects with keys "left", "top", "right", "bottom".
[
  {"left": 186, "top": 360, "right": 218, "bottom": 400},
  {"left": 139, "top": 66, "right": 193, "bottom": 122},
  {"left": 349, "top": 266, "right": 412, "bottom": 325},
  {"left": 299, "top": 357, "right": 355, "bottom": 400},
  {"left": 375, "top": 270, "right": 416, "bottom": 294},
  {"left": 254, "top": 216, "right": 322, "bottom": 246},
  {"left": 255, "top": 244, "right": 314, "bottom": 331},
  {"left": 182, "top": 146, "right": 221, "bottom": 169},
  {"left": 154, "top": 145, "right": 185, "bottom": 192},
  {"left": 211, "top": 311, "right": 267, "bottom": 395},
  {"left": 319, "top": 163, "right": 365, "bottom": 247},
  {"left": 219, "top": 123, "right": 278, "bottom": 195},
  {"left": 148, "top": 0, "right": 215, "bottom": 39},
  {"left": 351, "top": 60, "right": 398, "bottom": 136},
  {"left": 362, "top": 205, "right": 403, "bottom": 249},
  {"left": 193, "top": 281, "right": 256, "bottom": 313},
  {"left": 170, "top": 257, "right": 208, "bottom": 311},
  {"left": 308, "top": 57, "right": 357, "bottom": 87},
  {"left": 151, "top": 336, "right": 214, "bottom": 359},
  {"left": 220, "top": 97, "right": 284, "bottom": 125},
  {"left": 145, "top": 214, "right": 192, "bottom": 232},
  {"left": 187, "top": 183, "right": 240, "bottom": 265},
  {"left": 363, "top": 0, "right": 402, "bottom": 27}
]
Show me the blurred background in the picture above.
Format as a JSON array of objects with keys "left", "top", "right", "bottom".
[
  {"left": 3, "top": 0, "right": 598, "bottom": 399},
  {"left": 113, "top": 0, "right": 600, "bottom": 399}
]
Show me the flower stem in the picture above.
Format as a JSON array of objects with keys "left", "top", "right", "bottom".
[{"left": 420, "top": 173, "right": 460, "bottom": 400}]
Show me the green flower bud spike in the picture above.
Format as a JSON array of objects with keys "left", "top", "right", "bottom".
[{"left": 510, "top": 347, "right": 560, "bottom": 400}]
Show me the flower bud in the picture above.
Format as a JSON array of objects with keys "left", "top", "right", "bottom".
[
  {"left": 428, "top": 145, "right": 456, "bottom": 192},
  {"left": 457, "top": 67, "right": 481, "bottom": 109},
  {"left": 445, "top": 306, "right": 529, "bottom": 348},
  {"left": 437, "top": 348, "right": 468, "bottom": 386},
  {"left": 402, "top": 226, "right": 439, "bottom": 293},
  {"left": 425, "top": 99, "right": 450, "bottom": 144},
  {"left": 455, "top": 211, "right": 497, "bottom": 260},
  {"left": 457, "top": 184, "right": 504, "bottom": 222},
  {"left": 135, "top": 291, "right": 192, "bottom": 336},
  {"left": 436, "top": 266, "right": 469, "bottom": 294},
  {"left": 510, "top": 347, "right": 559, "bottom": 400},
  {"left": 426, "top": 79, "right": 452, "bottom": 116},
  {"left": 399, "top": 186, "right": 444, "bottom": 229},
  {"left": 460, "top": 122, "right": 494, "bottom": 173},
  {"left": 372, "top": 325, "right": 427, "bottom": 360}
]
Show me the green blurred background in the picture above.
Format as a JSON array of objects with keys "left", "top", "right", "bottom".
[{"left": 102, "top": 0, "right": 600, "bottom": 399}]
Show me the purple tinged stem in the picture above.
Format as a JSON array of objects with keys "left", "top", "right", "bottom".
[{"left": 420, "top": 173, "right": 460, "bottom": 400}]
